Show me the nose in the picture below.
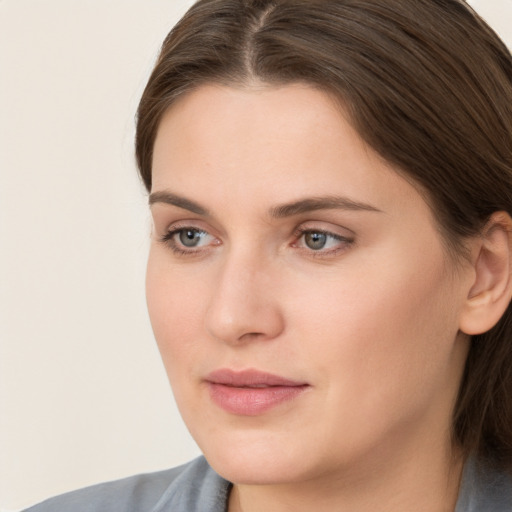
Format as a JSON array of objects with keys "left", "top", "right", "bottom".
[{"left": 204, "top": 250, "right": 285, "bottom": 345}]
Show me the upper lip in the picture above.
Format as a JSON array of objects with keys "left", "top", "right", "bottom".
[{"left": 206, "top": 369, "right": 308, "bottom": 388}]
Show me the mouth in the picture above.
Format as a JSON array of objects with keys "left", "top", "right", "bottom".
[{"left": 205, "top": 369, "right": 310, "bottom": 416}]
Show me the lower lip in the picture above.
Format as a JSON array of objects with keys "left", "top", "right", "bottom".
[{"left": 207, "top": 383, "right": 309, "bottom": 416}]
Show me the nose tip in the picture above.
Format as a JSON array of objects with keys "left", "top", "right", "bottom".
[{"left": 204, "top": 262, "right": 284, "bottom": 345}]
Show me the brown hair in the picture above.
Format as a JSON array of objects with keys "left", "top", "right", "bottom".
[{"left": 136, "top": 0, "right": 512, "bottom": 469}]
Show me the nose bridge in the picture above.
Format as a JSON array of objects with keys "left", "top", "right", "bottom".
[{"left": 204, "top": 244, "right": 284, "bottom": 344}]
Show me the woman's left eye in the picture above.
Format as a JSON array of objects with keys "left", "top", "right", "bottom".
[{"left": 294, "top": 229, "right": 352, "bottom": 254}]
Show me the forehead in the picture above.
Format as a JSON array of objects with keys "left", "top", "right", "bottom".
[
  {"left": 154, "top": 84, "right": 379, "bottom": 185},
  {"left": 152, "top": 83, "right": 432, "bottom": 224},
  {"left": 153, "top": 83, "right": 346, "bottom": 162}
]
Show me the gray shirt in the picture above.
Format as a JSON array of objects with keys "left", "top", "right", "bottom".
[{"left": 25, "top": 456, "right": 512, "bottom": 511}]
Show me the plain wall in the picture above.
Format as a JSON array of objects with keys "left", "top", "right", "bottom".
[{"left": 1, "top": 1, "right": 511, "bottom": 510}]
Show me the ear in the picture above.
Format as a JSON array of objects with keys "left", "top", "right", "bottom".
[{"left": 459, "top": 211, "right": 512, "bottom": 335}]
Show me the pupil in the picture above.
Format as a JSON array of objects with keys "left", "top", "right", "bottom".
[
  {"left": 179, "top": 229, "right": 201, "bottom": 247},
  {"left": 305, "top": 232, "right": 327, "bottom": 250}
]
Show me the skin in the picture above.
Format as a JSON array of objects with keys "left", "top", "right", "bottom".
[{"left": 146, "top": 83, "right": 476, "bottom": 511}]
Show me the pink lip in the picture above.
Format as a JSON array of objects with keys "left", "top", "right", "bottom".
[{"left": 205, "top": 369, "right": 309, "bottom": 416}]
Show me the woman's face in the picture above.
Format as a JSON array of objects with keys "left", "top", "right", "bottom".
[{"left": 147, "top": 84, "right": 471, "bottom": 485}]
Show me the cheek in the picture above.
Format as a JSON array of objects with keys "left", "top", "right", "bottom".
[
  {"left": 145, "top": 252, "right": 209, "bottom": 372},
  {"left": 272, "top": 257, "right": 462, "bottom": 463},
  {"left": 286, "top": 248, "right": 460, "bottom": 398}
]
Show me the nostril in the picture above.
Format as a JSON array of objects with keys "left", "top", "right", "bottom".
[
  {"left": 239, "top": 332, "right": 265, "bottom": 342},
  {"left": 203, "top": 267, "right": 285, "bottom": 344}
]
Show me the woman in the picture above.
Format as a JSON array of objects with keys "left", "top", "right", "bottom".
[{"left": 26, "top": 0, "right": 512, "bottom": 510}]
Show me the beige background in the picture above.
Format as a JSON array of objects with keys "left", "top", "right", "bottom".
[{"left": 1, "top": 1, "right": 511, "bottom": 510}]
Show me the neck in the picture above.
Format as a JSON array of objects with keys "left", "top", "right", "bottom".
[{"left": 228, "top": 438, "right": 464, "bottom": 512}]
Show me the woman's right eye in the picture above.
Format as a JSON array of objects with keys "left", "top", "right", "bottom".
[{"left": 160, "top": 227, "right": 217, "bottom": 254}]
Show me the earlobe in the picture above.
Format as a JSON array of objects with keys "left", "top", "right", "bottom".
[{"left": 459, "top": 212, "right": 512, "bottom": 336}]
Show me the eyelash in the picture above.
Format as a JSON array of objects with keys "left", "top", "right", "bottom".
[
  {"left": 292, "top": 228, "right": 354, "bottom": 257},
  {"left": 159, "top": 226, "right": 354, "bottom": 258},
  {"left": 160, "top": 226, "right": 215, "bottom": 256}
]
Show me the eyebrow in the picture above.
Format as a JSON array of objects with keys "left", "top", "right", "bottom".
[
  {"left": 149, "top": 191, "right": 382, "bottom": 218},
  {"left": 149, "top": 191, "right": 209, "bottom": 216},
  {"left": 269, "top": 196, "right": 382, "bottom": 218}
]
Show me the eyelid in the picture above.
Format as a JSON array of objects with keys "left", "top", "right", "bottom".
[
  {"left": 293, "top": 220, "right": 355, "bottom": 239},
  {"left": 292, "top": 224, "right": 355, "bottom": 256},
  {"left": 159, "top": 222, "right": 220, "bottom": 255},
  {"left": 298, "top": 218, "right": 355, "bottom": 234},
  {"left": 156, "top": 217, "right": 217, "bottom": 239}
]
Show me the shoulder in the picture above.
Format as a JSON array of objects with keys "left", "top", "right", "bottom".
[
  {"left": 456, "top": 457, "right": 512, "bottom": 512},
  {"left": 23, "top": 456, "right": 231, "bottom": 512}
]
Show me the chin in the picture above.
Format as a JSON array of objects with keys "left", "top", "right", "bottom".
[
  {"left": 184, "top": 401, "right": 370, "bottom": 486},
  {"left": 206, "top": 450, "right": 308, "bottom": 485},
  {"left": 196, "top": 428, "right": 330, "bottom": 486}
]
